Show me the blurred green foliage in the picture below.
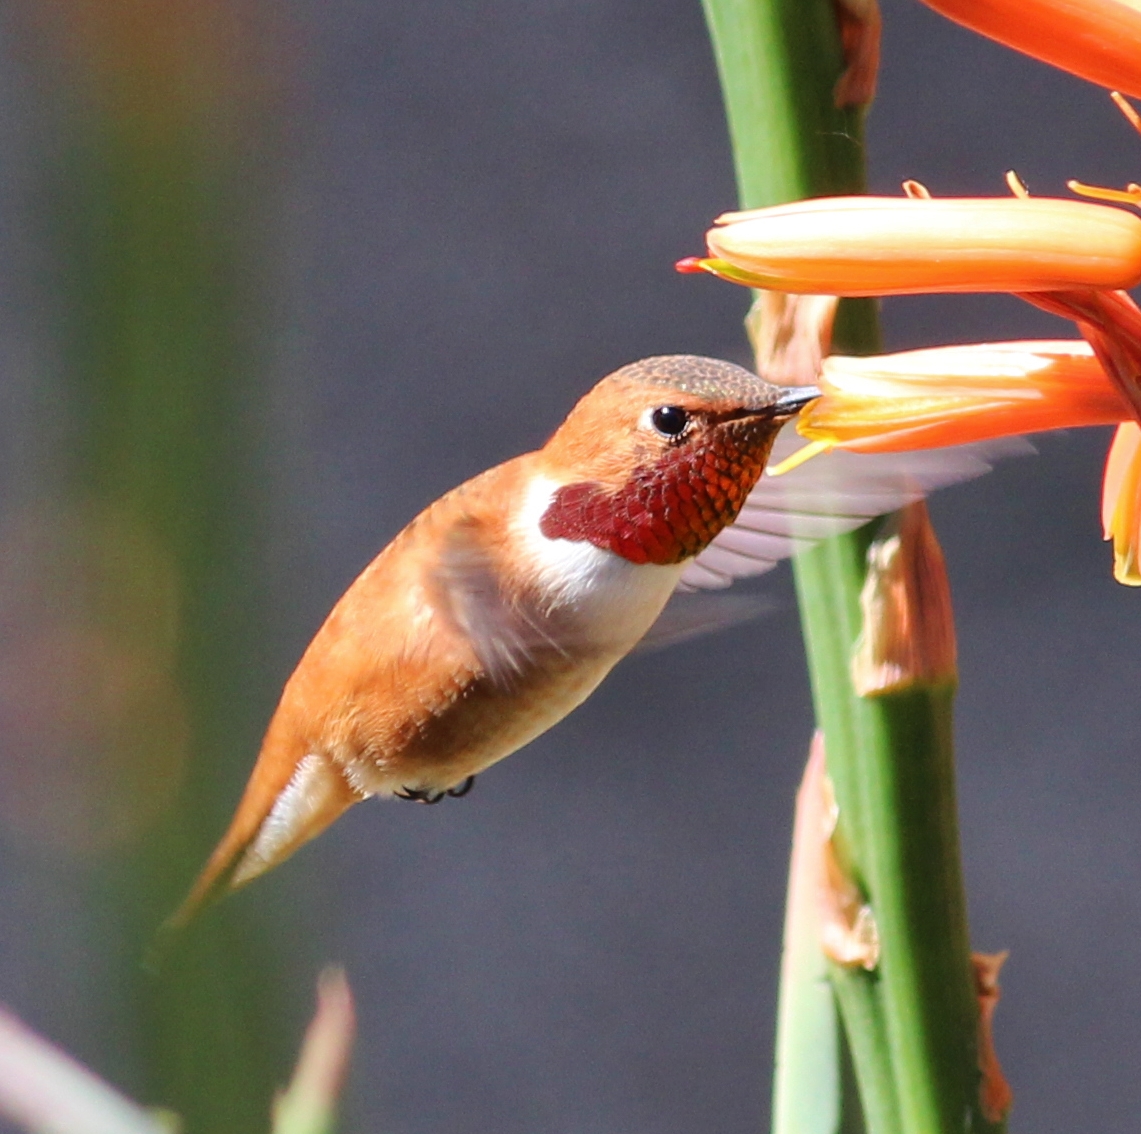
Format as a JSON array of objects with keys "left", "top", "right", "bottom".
[{"left": 14, "top": 2, "right": 291, "bottom": 1128}]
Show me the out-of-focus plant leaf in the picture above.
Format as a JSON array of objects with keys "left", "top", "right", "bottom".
[
  {"left": 8, "top": 0, "right": 292, "bottom": 1126},
  {"left": 0, "top": 1007, "right": 174, "bottom": 1134},
  {"left": 272, "top": 970, "right": 357, "bottom": 1134}
]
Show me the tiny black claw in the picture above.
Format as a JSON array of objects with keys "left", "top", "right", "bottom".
[
  {"left": 396, "top": 778, "right": 474, "bottom": 803},
  {"left": 395, "top": 786, "right": 445, "bottom": 804}
]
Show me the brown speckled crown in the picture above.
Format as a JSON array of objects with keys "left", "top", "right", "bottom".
[{"left": 603, "top": 355, "right": 786, "bottom": 410}]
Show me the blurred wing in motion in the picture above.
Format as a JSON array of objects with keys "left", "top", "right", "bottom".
[
  {"left": 679, "top": 432, "right": 1032, "bottom": 590},
  {"left": 634, "top": 591, "right": 776, "bottom": 653}
]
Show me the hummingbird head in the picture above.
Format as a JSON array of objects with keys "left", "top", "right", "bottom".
[{"left": 539, "top": 355, "right": 818, "bottom": 565}]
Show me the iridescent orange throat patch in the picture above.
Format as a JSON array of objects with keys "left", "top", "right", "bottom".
[{"left": 539, "top": 422, "right": 777, "bottom": 565}]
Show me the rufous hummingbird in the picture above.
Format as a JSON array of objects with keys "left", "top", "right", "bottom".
[
  {"left": 167, "top": 355, "right": 819, "bottom": 928},
  {"left": 167, "top": 350, "right": 1016, "bottom": 931}
]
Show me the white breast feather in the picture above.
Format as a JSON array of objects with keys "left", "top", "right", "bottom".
[{"left": 513, "top": 474, "right": 683, "bottom": 649}]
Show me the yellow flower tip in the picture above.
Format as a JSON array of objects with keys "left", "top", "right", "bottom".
[
  {"left": 705, "top": 195, "right": 1141, "bottom": 297},
  {"left": 919, "top": 0, "right": 1141, "bottom": 100},
  {"left": 797, "top": 340, "right": 1128, "bottom": 452},
  {"left": 1102, "top": 421, "right": 1141, "bottom": 585},
  {"left": 674, "top": 255, "right": 771, "bottom": 287},
  {"left": 1116, "top": 562, "right": 1141, "bottom": 585}
]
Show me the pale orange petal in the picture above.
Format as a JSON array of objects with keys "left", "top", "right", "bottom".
[
  {"left": 1102, "top": 421, "right": 1141, "bottom": 584},
  {"left": 920, "top": 0, "right": 1141, "bottom": 99},
  {"left": 1026, "top": 289, "right": 1141, "bottom": 423},
  {"left": 706, "top": 197, "right": 1141, "bottom": 296},
  {"left": 799, "top": 341, "right": 1127, "bottom": 452}
]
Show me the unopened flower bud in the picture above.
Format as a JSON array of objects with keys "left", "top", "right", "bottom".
[{"left": 693, "top": 196, "right": 1141, "bottom": 296}]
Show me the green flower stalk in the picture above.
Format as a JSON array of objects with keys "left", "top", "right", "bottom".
[{"left": 697, "top": 1, "right": 999, "bottom": 1131}]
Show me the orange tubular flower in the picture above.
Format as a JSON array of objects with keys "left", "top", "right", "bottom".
[
  {"left": 793, "top": 329, "right": 1141, "bottom": 584},
  {"left": 918, "top": 0, "right": 1141, "bottom": 100},
  {"left": 685, "top": 196, "right": 1141, "bottom": 296},
  {"left": 798, "top": 340, "right": 1129, "bottom": 452},
  {"left": 678, "top": 0, "right": 1141, "bottom": 583}
]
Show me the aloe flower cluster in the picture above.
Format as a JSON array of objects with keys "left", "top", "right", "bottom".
[{"left": 682, "top": 0, "right": 1141, "bottom": 585}]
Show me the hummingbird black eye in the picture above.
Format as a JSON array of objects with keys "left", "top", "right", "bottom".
[{"left": 650, "top": 405, "right": 689, "bottom": 437}]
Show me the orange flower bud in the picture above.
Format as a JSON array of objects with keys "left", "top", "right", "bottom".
[
  {"left": 798, "top": 340, "right": 1128, "bottom": 451},
  {"left": 920, "top": 0, "right": 1141, "bottom": 100},
  {"left": 702, "top": 196, "right": 1141, "bottom": 296}
]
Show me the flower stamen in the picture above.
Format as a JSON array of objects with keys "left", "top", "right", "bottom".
[
  {"left": 1066, "top": 93, "right": 1141, "bottom": 207},
  {"left": 1067, "top": 179, "right": 1141, "bottom": 206},
  {"left": 1005, "top": 170, "right": 1030, "bottom": 198},
  {"left": 766, "top": 439, "right": 834, "bottom": 477},
  {"left": 1111, "top": 90, "right": 1141, "bottom": 135}
]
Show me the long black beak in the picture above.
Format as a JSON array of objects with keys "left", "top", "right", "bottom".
[
  {"left": 720, "top": 385, "right": 822, "bottom": 426},
  {"left": 770, "top": 384, "right": 821, "bottom": 418}
]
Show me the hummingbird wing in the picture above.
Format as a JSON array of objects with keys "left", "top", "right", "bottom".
[
  {"left": 678, "top": 435, "right": 1032, "bottom": 590},
  {"left": 634, "top": 591, "right": 776, "bottom": 652},
  {"left": 433, "top": 514, "right": 568, "bottom": 688}
]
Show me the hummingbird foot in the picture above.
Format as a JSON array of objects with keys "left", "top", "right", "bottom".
[
  {"left": 395, "top": 776, "right": 475, "bottom": 804},
  {"left": 394, "top": 786, "right": 446, "bottom": 804}
]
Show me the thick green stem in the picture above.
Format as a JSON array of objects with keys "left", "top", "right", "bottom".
[
  {"left": 27, "top": 7, "right": 289, "bottom": 1131},
  {"left": 699, "top": 2, "right": 998, "bottom": 1132},
  {"left": 782, "top": 527, "right": 901, "bottom": 1134}
]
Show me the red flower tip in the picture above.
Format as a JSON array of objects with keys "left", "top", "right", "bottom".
[{"left": 675, "top": 257, "right": 707, "bottom": 274}]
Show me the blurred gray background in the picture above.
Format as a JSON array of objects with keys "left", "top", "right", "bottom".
[{"left": 1, "top": 0, "right": 1140, "bottom": 1131}]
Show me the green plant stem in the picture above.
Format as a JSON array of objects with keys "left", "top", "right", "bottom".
[
  {"left": 30, "top": 9, "right": 289, "bottom": 1132},
  {"left": 699, "top": 2, "right": 998, "bottom": 1132}
]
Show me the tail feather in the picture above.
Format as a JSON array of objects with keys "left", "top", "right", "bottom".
[{"left": 163, "top": 745, "right": 361, "bottom": 935}]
